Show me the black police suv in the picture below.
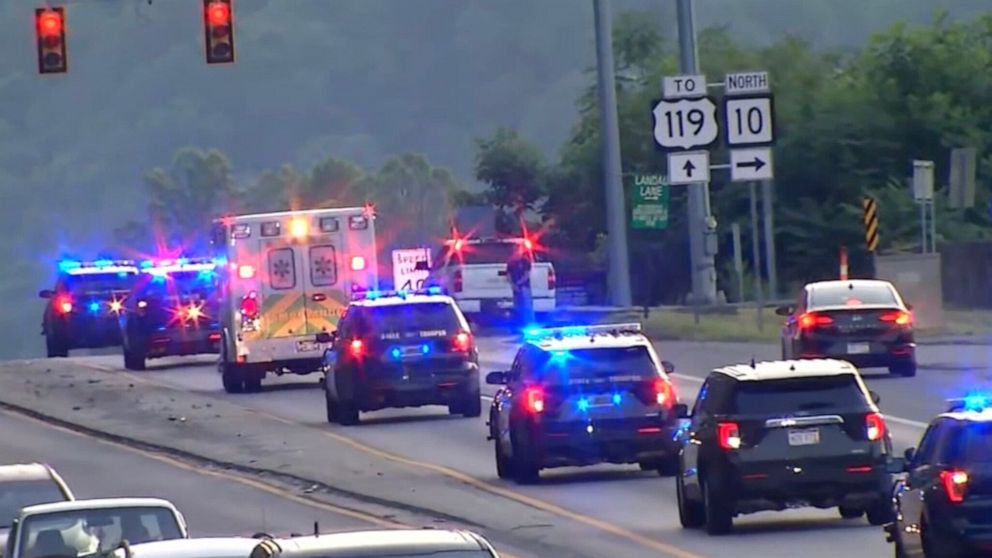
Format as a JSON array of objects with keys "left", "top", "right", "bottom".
[
  {"left": 119, "top": 259, "right": 222, "bottom": 371},
  {"left": 676, "top": 358, "right": 896, "bottom": 535},
  {"left": 485, "top": 323, "right": 681, "bottom": 484},
  {"left": 39, "top": 260, "right": 140, "bottom": 357},
  {"left": 777, "top": 279, "right": 917, "bottom": 376},
  {"left": 886, "top": 396, "right": 992, "bottom": 558},
  {"left": 319, "top": 289, "right": 480, "bottom": 425}
]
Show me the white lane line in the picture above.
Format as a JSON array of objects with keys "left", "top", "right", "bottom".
[{"left": 672, "top": 373, "right": 930, "bottom": 429}]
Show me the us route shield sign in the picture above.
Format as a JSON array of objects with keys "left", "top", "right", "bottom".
[{"left": 628, "top": 174, "right": 670, "bottom": 230}]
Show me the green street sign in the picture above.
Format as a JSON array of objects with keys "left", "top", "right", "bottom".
[{"left": 629, "top": 173, "right": 670, "bottom": 230}]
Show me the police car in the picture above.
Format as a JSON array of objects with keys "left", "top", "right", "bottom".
[
  {"left": 485, "top": 323, "right": 681, "bottom": 484},
  {"left": 886, "top": 395, "right": 992, "bottom": 558},
  {"left": 318, "top": 287, "right": 480, "bottom": 425},
  {"left": 39, "top": 259, "right": 140, "bottom": 357},
  {"left": 119, "top": 258, "right": 223, "bottom": 371}
]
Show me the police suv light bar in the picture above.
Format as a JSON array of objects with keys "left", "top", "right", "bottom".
[
  {"left": 351, "top": 286, "right": 446, "bottom": 301},
  {"left": 524, "top": 322, "right": 643, "bottom": 341},
  {"left": 59, "top": 259, "right": 138, "bottom": 275},
  {"left": 947, "top": 395, "right": 992, "bottom": 413},
  {"left": 141, "top": 257, "right": 224, "bottom": 275}
]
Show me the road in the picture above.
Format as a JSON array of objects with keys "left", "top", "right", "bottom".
[
  {"left": 64, "top": 333, "right": 988, "bottom": 558},
  {"left": 0, "top": 408, "right": 383, "bottom": 538}
]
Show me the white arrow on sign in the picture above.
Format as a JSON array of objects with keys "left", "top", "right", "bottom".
[
  {"left": 730, "top": 147, "right": 774, "bottom": 182},
  {"left": 652, "top": 97, "right": 719, "bottom": 151},
  {"left": 668, "top": 151, "right": 710, "bottom": 185}
]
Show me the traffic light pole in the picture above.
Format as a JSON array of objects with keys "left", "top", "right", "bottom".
[
  {"left": 676, "top": 0, "right": 718, "bottom": 305},
  {"left": 593, "top": 0, "right": 632, "bottom": 307}
]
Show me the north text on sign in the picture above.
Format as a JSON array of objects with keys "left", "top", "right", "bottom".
[{"left": 724, "top": 71, "right": 770, "bottom": 95}]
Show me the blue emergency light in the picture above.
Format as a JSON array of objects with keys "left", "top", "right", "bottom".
[
  {"left": 59, "top": 259, "right": 138, "bottom": 276},
  {"left": 142, "top": 257, "right": 221, "bottom": 277},
  {"left": 523, "top": 323, "right": 643, "bottom": 342},
  {"left": 351, "top": 286, "right": 447, "bottom": 301},
  {"left": 947, "top": 394, "right": 992, "bottom": 412}
]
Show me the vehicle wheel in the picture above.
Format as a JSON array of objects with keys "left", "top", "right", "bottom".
[
  {"left": 46, "top": 334, "right": 68, "bottom": 358},
  {"left": 123, "top": 346, "right": 146, "bottom": 371},
  {"left": 457, "top": 389, "right": 482, "bottom": 418},
  {"left": 889, "top": 360, "right": 917, "bottom": 377},
  {"left": 494, "top": 440, "right": 511, "bottom": 480},
  {"left": 220, "top": 361, "right": 245, "bottom": 394},
  {"left": 702, "top": 475, "right": 733, "bottom": 535},
  {"left": 243, "top": 373, "right": 263, "bottom": 393},
  {"left": 677, "top": 471, "right": 705, "bottom": 529},
  {"left": 838, "top": 505, "right": 864, "bottom": 519},
  {"left": 324, "top": 389, "right": 338, "bottom": 424},
  {"left": 780, "top": 339, "right": 788, "bottom": 360},
  {"left": 510, "top": 426, "right": 540, "bottom": 484},
  {"left": 657, "top": 455, "right": 680, "bottom": 477},
  {"left": 921, "top": 518, "right": 960, "bottom": 558},
  {"left": 866, "top": 496, "right": 894, "bottom": 526},
  {"left": 336, "top": 399, "right": 360, "bottom": 426}
]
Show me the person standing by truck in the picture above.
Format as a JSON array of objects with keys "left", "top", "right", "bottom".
[{"left": 506, "top": 247, "right": 534, "bottom": 328}]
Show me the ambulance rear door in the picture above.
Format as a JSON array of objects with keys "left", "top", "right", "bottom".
[
  {"left": 258, "top": 236, "right": 309, "bottom": 340},
  {"left": 300, "top": 217, "right": 349, "bottom": 335}
]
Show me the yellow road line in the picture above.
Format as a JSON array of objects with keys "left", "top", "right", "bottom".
[{"left": 75, "top": 361, "right": 705, "bottom": 558}]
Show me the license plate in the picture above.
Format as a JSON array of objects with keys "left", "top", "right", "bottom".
[
  {"left": 847, "top": 342, "right": 870, "bottom": 354},
  {"left": 296, "top": 340, "right": 320, "bottom": 352},
  {"left": 589, "top": 394, "right": 613, "bottom": 407},
  {"left": 497, "top": 300, "right": 514, "bottom": 309},
  {"left": 788, "top": 429, "right": 820, "bottom": 446},
  {"left": 401, "top": 345, "right": 423, "bottom": 356}
]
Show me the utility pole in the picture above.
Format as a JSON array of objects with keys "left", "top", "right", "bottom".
[
  {"left": 761, "top": 180, "right": 778, "bottom": 299},
  {"left": 676, "top": 0, "right": 717, "bottom": 305},
  {"left": 593, "top": 0, "right": 632, "bottom": 307}
]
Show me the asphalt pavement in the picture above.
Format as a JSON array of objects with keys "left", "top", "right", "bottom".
[
  {"left": 58, "top": 332, "right": 983, "bottom": 558},
  {"left": 0, "top": 409, "right": 372, "bottom": 538}
]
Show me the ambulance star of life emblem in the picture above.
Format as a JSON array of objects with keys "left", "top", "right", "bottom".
[
  {"left": 314, "top": 257, "right": 333, "bottom": 276},
  {"left": 272, "top": 259, "right": 291, "bottom": 280}
]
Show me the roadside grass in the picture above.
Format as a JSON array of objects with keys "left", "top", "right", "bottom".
[{"left": 593, "top": 306, "right": 992, "bottom": 344}]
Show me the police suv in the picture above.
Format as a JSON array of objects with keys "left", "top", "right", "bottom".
[
  {"left": 886, "top": 395, "right": 992, "bottom": 558},
  {"left": 485, "top": 323, "right": 681, "bottom": 484},
  {"left": 675, "top": 359, "right": 896, "bottom": 535},
  {"left": 119, "top": 258, "right": 223, "bottom": 371},
  {"left": 39, "top": 259, "right": 140, "bottom": 357},
  {"left": 318, "top": 287, "right": 480, "bottom": 425}
]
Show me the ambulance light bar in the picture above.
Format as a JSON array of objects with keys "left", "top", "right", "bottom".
[{"left": 59, "top": 259, "right": 138, "bottom": 275}]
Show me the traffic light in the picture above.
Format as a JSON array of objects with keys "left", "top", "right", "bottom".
[
  {"left": 35, "top": 7, "right": 67, "bottom": 74},
  {"left": 203, "top": 0, "right": 234, "bottom": 64}
]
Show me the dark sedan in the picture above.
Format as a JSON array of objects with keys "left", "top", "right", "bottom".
[{"left": 777, "top": 279, "right": 916, "bottom": 376}]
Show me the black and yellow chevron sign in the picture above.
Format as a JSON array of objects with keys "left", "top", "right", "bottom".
[{"left": 863, "top": 196, "right": 879, "bottom": 252}]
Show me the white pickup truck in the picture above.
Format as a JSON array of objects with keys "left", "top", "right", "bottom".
[{"left": 423, "top": 237, "right": 556, "bottom": 321}]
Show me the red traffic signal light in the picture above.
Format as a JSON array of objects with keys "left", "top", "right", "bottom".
[
  {"left": 203, "top": 0, "right": 234, "bottom": 64},
  {"left": 35, "top": 7, "right": 67, "bottom": 74}
]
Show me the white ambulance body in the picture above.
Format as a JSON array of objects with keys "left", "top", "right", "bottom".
[{"left": 211, "top": 207, "right": 378, "bottom": 393}]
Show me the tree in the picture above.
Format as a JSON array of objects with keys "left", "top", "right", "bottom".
[
  {"left": 474, "top": 128, "right": 546, "bottom": 216},
  {"left": 364, "top": 153, "right": 459, "bottom": 246}
]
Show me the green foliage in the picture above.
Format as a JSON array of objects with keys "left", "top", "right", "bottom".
[{"left": 474, "top": 128, "right": 547, "bottom": 215}]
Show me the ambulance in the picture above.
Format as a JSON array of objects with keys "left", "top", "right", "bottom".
[{"left": 210, "top": 207, "right": 378, "bottom": 393}]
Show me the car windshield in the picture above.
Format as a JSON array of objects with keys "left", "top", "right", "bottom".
[
  {"left": 364, "top": 303, "right": 464, "bottom": 334},
  {"left": 535, "top": 346, "right": 658, "bottom": 384},
  {"left": 0, "top": 481, "right": 66, "bottom": 528},
  {"left": 733, "top": 375, "right": 868, "bottom": 415},
  {"left": 63, "top": 274, "right": 136, "bottom": 295},
  {"left": 945, "top": 422, "right": 992, "bottom": 464},
  {"left": 809, "top": 284, "right": 897, "bottom": 308},
  {"left": 18, "top": 506, "right": 183, "bottom": 558}
]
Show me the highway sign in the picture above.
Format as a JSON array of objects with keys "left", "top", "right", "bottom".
[
  {"left": 663, "top": 74, "right": 706, "bottom": 99},
  {"left": 724, "top": 71, "right": 770, "bottom": 95},
  {"left": 912, "top": 160, "right": 934, "bottom": 202},
  {"left": 668, "top": 151, "right": 710, "bottom": 185},
  {"left": 724, "top": 95, "right": 774, "bottom": 146},
  {"left": 652, "top": 97, "right": 719, "bottom": 151},
  {"left": 628, "top": 174, "right": 669, "bottom": 230},
  {"left": 730, "top": 147, "right": 774, "bottom": 182}
]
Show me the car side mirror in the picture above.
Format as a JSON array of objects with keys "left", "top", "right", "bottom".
[
  {"left": 886, "top": 457, "right": 908, "bottom": 474},
  {"left": 39, "top": 289, "right": 54, "bottom": 299},
  {"left": 774, "top": 305, "right": 793, "bottom": 316},
  {"left": 315, "top": 331, "right": 336, "bottom": 344},
  {"left": 485, "top": 371, "right": 508, "bottom": 385},
  {"left": 414, "top": 261, "right": 430, "bottom": 271},
  {"left": 903, "top": 447, "right": 916, "bottom": 462},
  {"left": 674, "top": 403, "right": 690, "bottom": 419},
  {"left": 661, "top": 360, "right": 675, "bottom": 374},
  {"left": 870, "top": 390, "right": 881, "bottom": 405}
]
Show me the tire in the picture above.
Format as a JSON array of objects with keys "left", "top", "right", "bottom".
[
  {"left": 510, "top": 426, "right": 540, "bottom": 484},
  {"left": 494, "top": 440, "right": 511, "bottom": 480},
  {"left": 243, "top": 373, "right": 263, "bottom": 393},
  {"left": 889, "top": 360, "right": 917, "bottom": 377},
  {"left": 866, "top": 496, "right": 894, "bottom": 526},
  {"left": 324, "top": 389, "right": 338, "bottom": 424},
  {"left": 922, "top": 518, "right": 961, "bottom": 558},
  {"left": 838, "top": 505, "right": 864, "bottom": 519},
  {"left": 336, "top": 399, "right": 360, "bottom": 426},
  {"left": 457, "top": 389, "right": 482, "bottom": 418},
  {"left": 677, "top": 471, "right": 705, "bottom": 529},
  {"left": 220, "top": 361, "right": 245, "bottom": 394},
  {"left": 702, "top": 474, "right": 733, "bottom": 535},
  {"left": 46, "top": 334, "right": 68, "bottom": 358},
  {"left": 122, "top": 346, "right": 146, "bottom": 371}
]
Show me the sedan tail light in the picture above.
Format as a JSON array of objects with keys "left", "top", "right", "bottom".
[
  {"left": 798, "top": 312, "right": 833, "bottom": 329},
  {"left": 547, "top": 268, "right": 556, "bottom": 290},
  {"left": 940, "top": 469, "right": 969, "bottom": 504},
  {"left": 865, "top": 412, "right": 886, "bottom": 441},
  {"left": 349, "top": 339, "right": 365, "bottom": 358},
  {"left": 654, "top": 378, "right": 675, "bottom": 407},
  {"left": 880, "top": 310, "right": 912, "bottom": 326},
  {"left": 55, "top": 294, "right": 73, "bottom": 314},
  {"left": 717, "top": 422, "right": 741, "bottom": 450}
]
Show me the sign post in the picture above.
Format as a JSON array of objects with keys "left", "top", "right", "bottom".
[
  {"left": 913, "top": 160, "right": 935, "bottom": 254},
  {"left": 628, "top": 174, "right": 670, "bottom": 230}
]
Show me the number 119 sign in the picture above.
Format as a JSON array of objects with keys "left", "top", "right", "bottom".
[{"left": 651, "top": 97, "right": 719, "bottom": 151}]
